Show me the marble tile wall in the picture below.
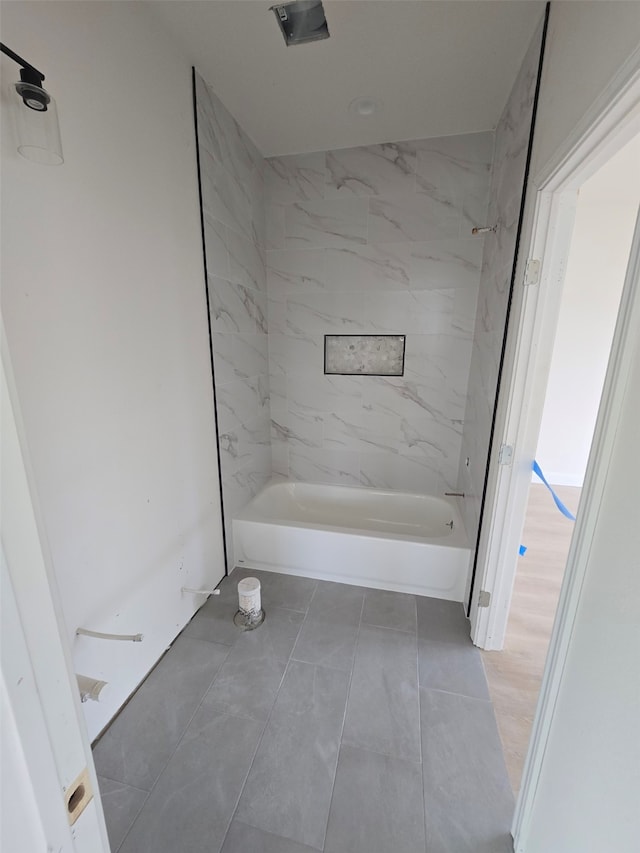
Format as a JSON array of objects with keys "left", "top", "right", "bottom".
[
  {"left": 457, "top": 20, "right": 545, "bottom": 546},
  {"left": 265, "top": 132, "right": 493, "bottom": 494},
  {"left": 195, "top": 72, "right": 270, "bottom": 566}
]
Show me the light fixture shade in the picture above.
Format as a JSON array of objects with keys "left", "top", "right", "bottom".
[{"left": 13, "top": 83, "right": 63, "bottom": 165}]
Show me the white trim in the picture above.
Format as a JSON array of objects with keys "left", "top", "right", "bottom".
[
  {"left": 465, "top": 40, "right": 640, "bottom": 853},
  {"left": 1, "top": 325, "right": 110, "bottom": 852},
  {"left": 514, "top": 205, "right": 640, "bottom": 850},
  {"left": 471, "top": 52, "right": 640, "bottom": 650}
]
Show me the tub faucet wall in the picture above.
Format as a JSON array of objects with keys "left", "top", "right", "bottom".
[{"left": 457, "top": 18, "right": 546, "bottom": 548}]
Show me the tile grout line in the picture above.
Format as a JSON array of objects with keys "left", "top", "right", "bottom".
[
  {"left": 416, "top": 597, "right": 430, "bottom": 853},
  {"left": 114, "top": 633, "right": 237, "bottom": 852},
  {"left": 320, "top": 589, "right": 366, "bottom": 852},
  {"left": 417, "top": 598, "right": 429, "bottom": 853},
  {"left": 217, "top": 574, "right": 319, "bottom": 851},
  {"left": 113, "top": 568, "right": 270, "bottom": 851}
]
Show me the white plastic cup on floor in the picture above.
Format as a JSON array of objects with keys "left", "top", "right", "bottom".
[{"left": 238, "top": 577, "right": 261, "bottom": 619}]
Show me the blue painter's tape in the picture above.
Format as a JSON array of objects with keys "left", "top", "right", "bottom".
[
  {"left": 519, "top": 545, "right": 527, "bottom": 556},
  {"left": 532, "top": 460, "right": 576, "bottom": 521}
]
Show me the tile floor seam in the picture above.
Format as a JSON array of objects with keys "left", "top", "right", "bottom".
[
  {"left": 415, "top": 612, "right": 424, "bottom": 769},
  {"left": 420, "top": 685, "right": 493, "bottom": 704},
  {"left": 418, "top": 679, "right": 429, "bottom": 853},
  {"left": 218, "top": 606, "right": 309, "bottom": 852},
  {"left": 209, "top": 714, "right": 271, "bottom": 853},
  {"left": 114, "top": 790, "right": 151, "bottom": 853},
  {"left": 360, "top": 620, "right": 415, "bottom": 634},
  {"left": 113, "top": 636, "right": 235, "bottom": 851},
  {"left": 96, "top": 774, "right": 151, "bottom": 795},
  {"left": 338, "top": 740, "right": 424, "bottom": 767},
  {"left": 290, "top": 653, "right": 357, "bottom": 673},
  {"left": 322, "top": 591, "right": 365, "bottom": 851}
]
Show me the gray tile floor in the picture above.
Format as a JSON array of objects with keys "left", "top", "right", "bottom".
[{"left": 94, "top": 568, "right": 514, "bottom": 853}]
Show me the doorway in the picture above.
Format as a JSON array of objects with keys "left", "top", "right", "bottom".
[{"left": 481, "top": 134, "right": 640, "bottom": 791}]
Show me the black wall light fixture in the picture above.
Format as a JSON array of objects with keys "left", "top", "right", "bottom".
[
  {"left": 270, "top": 1, "right": 329, "bottom": 46},
  {"left": 0, "top": 42, "right": 63, "bottom": 164}
]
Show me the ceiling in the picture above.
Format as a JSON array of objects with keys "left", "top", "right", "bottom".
[{"left": 150, "top": 0, "right": 546, "bottom": 157}]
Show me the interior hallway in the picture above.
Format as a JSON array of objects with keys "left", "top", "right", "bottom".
[
  {"left": 482, "top": 482, "right": 581, "bottom": 792},
  {"left": 94, "top": 568, "right": 513, "bottom": 853}
]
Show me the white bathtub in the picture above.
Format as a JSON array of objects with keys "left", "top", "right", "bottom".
[{"left": 232, "top": 482, "right": 471, "bottom": 601}]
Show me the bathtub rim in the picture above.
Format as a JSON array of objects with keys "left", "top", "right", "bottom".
[{"left": 234, "top": 479, "right": 469, "bottom": 549}]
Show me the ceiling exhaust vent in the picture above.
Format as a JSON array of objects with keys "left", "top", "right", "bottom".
[{"left": 270, "top": 1, "right": 330, "bottom": 46}]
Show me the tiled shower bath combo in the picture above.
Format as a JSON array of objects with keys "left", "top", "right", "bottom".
[{"left": 95, "top": 15, "right": 544, "bottom": 853}]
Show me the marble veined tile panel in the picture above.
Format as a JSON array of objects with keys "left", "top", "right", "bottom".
[
  {"left": 228, "top": 230, "right": 266, "bottom": 293},
  {"left": 265, "top": 152, "right": 326, "bottom": 205},
  {"left": 267, "top": 248, "right": 328, "bottom": 296},
  {"left": 415, "top": 131, "right": 493, "bottom": 212},
  {"left": 403, "top": 334, "right": 473, "bottom": 393},
  {"left": 289, "top": 447, "right": 361, "bottom": 486},
  {"left": 368, "top": 193, "right": 460, "bottom": 244},
  {"left": 200, "top": 149, "right": 253, "bottom": 242},
  {"left": 287, "top": 373, "right": 363, "bottom": 413},
  {"left": 363, "top": 289, "right": 456, "bottom": 335},
  {"left": 324, "top": 243, "right": 411, "bottom": 292},
  {"left": 196, "top": 74, "right": 260, "bottom": 188},
  {"left": 267, "top": 296, "right": 287, "bottom": 334},
  {"left": 203, "top": 213, "right": 230, "bottom": 280},
  {"left": 216, "top": 375, "right": 269, "bottom": 434},
  {"left": 286, "top": 292, "right": 365, "bottom": 335},
  {"left": 271, "top": 409, "right": 323, "bottom": 450},
  {"left": 325, "top": 334, "right": 405, "bottom": 376},
  {"left": 268, "top": 333, "right": 323, "bottom": 376},
  {"left": 209, "top": 276, "right": 266, "bottom": 335},
  {"left": 325, "top": 141, "right": 417, "bottom": 198},
  {"left": 358, "top": 451, "right": 450, "bottom": 494},
  {"left": 324, "top": 410, "right": 404, "bottom": 455},
  {"left": 284, "top": 197, "right": 368, "bottom": 250},
  {"left": 361, "top": 376, "right": 453, "bottom": 426},
  {"left": 271, "top": 438, "right": 289, "bottom": 478},
  {"left": 408, "top": 238, "right": 483, "bottom": 291},
  {"left": 213, "top": 333, "right": 268, "bottom": 384},
  {"left": 266, "top": 203, "right": 286, "bottom": 250}
]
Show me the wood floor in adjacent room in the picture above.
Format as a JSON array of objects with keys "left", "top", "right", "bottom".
[{"left": 481, "top": 482, "right": 582, "bottom": 793}]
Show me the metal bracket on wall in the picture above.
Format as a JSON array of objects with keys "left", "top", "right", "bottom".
[
  {"left": 498, "top": 444, "right": 514, "bottom": 465},
  {"left": 523, "top": 258, "right": 541, "bottom": 286},
  {"left": 478, "top": 590, "right": 491, "bottom": 607}
]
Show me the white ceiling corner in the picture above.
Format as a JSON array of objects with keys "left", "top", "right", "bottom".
[{"left": 149, "top": 0, "right": 546, "bottom": 157}]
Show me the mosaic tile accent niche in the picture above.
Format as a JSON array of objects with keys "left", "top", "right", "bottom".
[{"left": 325, "top": 335, "right": 405, "bottom": 376}]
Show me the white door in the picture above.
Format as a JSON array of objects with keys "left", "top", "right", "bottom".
[{"left": 1, "top": 341, "right": 110, "bottom": 853}]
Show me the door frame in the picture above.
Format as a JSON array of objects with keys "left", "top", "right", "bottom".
[
  {"left": 470, "top": 48, "right": 640, "bottom": 651},
  {"left": 513, "top": 202, "right": 640, "bottom": 846},
  {"left": 462, "top": 44, "right": 640, "bottom": 853},
  {"left": 1, "top": 326, "right": 110, "bottom": 853}
]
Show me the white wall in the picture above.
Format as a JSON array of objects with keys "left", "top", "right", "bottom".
[
  {"left": 531, "top": 1, "right": 640, "bottom": 176},
  {"left": 536, "top": 137, "right": 640, "bottom": 486},
  {"left": 0, "top": 1, "right": 225, "bottom": 739}
]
